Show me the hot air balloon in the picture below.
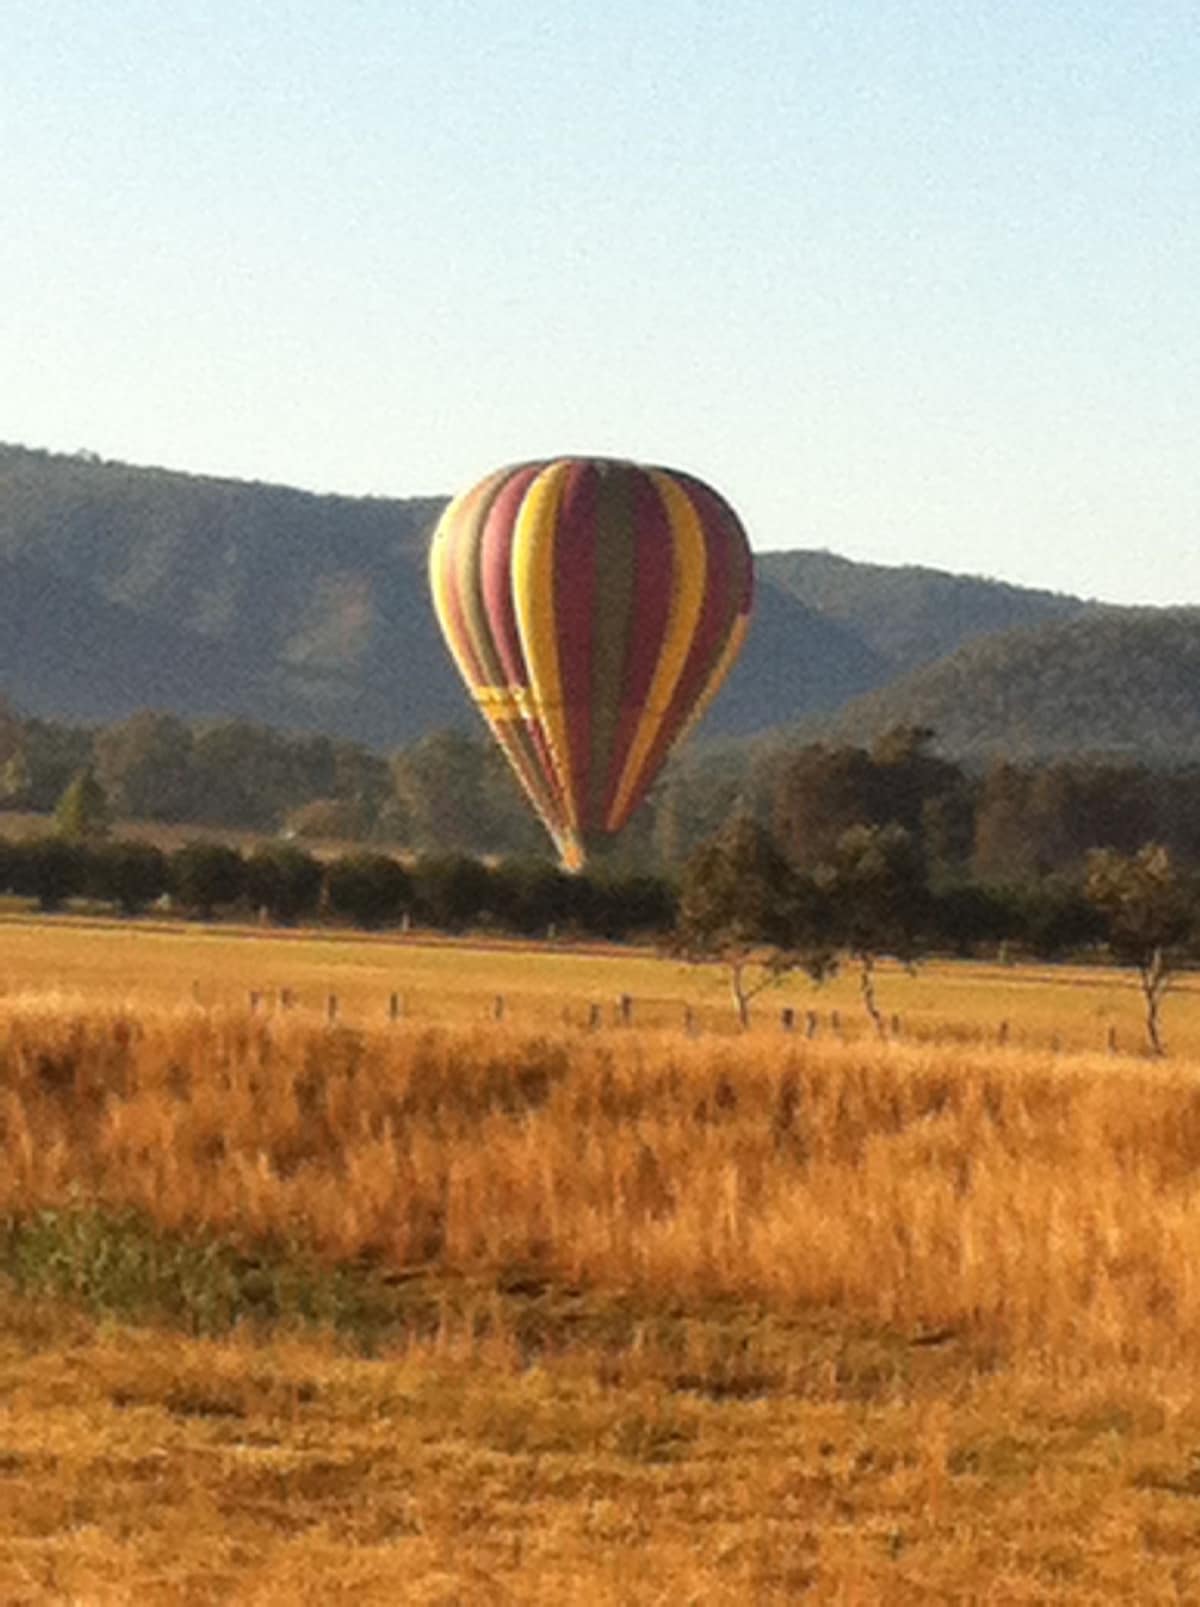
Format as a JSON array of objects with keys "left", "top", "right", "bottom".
[{"left": 429, "top": 457, "right": 753, "bottom": 871}]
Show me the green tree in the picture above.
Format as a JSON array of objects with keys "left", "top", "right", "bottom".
[
  {"left": 1013, "top": 875, "right": 1102, "bottom": 961},
  {"left": 411, "top": 854, "right": 494, "bottom": 931},
  {"left": 487, "top": 857, "right": 576, "bottom": 937},
  {"left": 577, "top": 870, "right": 677, "bottom": 941},
  {"left": 11, "top": 837, "right": 87, "bottom": 912},
  {"left": 245, "top": 844, "right": 323, "bottom": 925},
  {"left": 390, "top": 730, "right": 543, "bottom": 856},
  {"left": 89, "top": 839, "right": 168, "bottom": 914},
  {"left": 821, "top": 823, "right": 928, "bottom": 1035},
  {"left": 323, "top": 852, "right": 412, "bottom": 929},
  {"left": 673, "top": 816, "right": 832, "bottom": 1028},
  {"left": 54, "top": 768, "right": 111, "bottom": 841},
  {"left": 1085, "top": 845, "right": 1193, "bottom": 1055},
  {"left": 168, "top": 841, "right": 246, "bottom": 919},
  {"left": 94, "top": 713, "right": 196, "bottom": 822}
]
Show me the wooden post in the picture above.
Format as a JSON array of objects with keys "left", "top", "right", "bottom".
[
  {"left": 998, "top": 1020, "right": 1009, "bottom": 1046},
  {"left": 890, "top": 1014, "right": 901, "bottom": 1037},
  {"left": 618, "top": 994, "right": 632, "bottom": 1026},
  {"left": 389, "top": 992, "right": 403, "bottom": 1022},
  {"left": 1107, "top": 1025, "right": 1118, "bottom": 1055},
  {"left": 326, "top": 993, "right": 338, "bottom": 1024},
  {"left": 781, "top": 1007, "right": 795, "bottom": 1032},
  {"left": 683, "top": 1005, "right": 696, "bottom": 1036},
  {"left": 280, "top": 988, "right": 294, "bottom": 1011},
  {"left": 830, "top": 1010, "right": 841, "bottom": 1035},
  {"left": 588, "top": 1002, "right": 602, "bottom": 1031},
  {"left": 493, "top": 994, "right": 505, "bottom": 1022},
  {"left": 806, "top": 1010, "right": 818, "bottom": 1039}
]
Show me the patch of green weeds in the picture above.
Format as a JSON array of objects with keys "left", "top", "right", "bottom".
[{"left": 0, "top": 1207, "right": 437, "bottom": 1347}]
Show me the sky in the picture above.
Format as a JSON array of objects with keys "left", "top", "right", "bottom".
[{"left": 3, "top": 1, "right": 1198, "bottom": 603}]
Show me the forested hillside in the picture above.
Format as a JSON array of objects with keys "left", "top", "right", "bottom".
[
  {"left": 812, "top": 610, "right": 1200, "bottom": 763},
  {"left": 0, "top": 443, "right": 1111, "bottom": 748},
  {"left": 759, "top": 548, "right": 1091, "bottom": 673}
]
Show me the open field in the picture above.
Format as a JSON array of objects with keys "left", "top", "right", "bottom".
[
  {"left": 2, "top": 928, "right": 1200, "bottom": 1596},
  {"left": 2, "top": 908, "right": 1199, "bottom": 1055}
]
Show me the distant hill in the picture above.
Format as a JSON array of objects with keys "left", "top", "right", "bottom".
[
  {"left": 0, "top": 442, "right": 1182, "bottom": 759},
  {"left": 0, "top": 444, "right": 891, "bottom": 744},
  {"left": 809, "top": 609, "right": 1200, "bottom": 763},
  {"left": 758, "top": 548, "right": 1091, "bottom": 673}
]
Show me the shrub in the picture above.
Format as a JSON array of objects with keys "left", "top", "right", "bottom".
[{"left": 323, "top": 852, "right": 411, "bottom": 929}]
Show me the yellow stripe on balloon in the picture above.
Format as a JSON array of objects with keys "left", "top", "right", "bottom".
[
  {"left": 428, "top": 490, "right": 473, "bottom": 682},
  {"left": 606, "top": 471, "right": 707, "bottom": 829},
  {"left": 432, "top": 480, "right": 567, "bottom": 849},
  {"left": 472, "top": 685, "right": 541, "bottom": 719},
  {"left": 511, "top": 461, "right": 576, "bottom": 827}
]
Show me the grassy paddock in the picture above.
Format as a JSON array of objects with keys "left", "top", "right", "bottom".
[
  {"left": 2, "top": 911, "right": 1198, "bottom": 1053},
  {"left": 1, "top": 998, "right": 1199, "bottom": 1362},
  {"left": 3, "top": 935, "right": 1200, "bottom": 1596}
]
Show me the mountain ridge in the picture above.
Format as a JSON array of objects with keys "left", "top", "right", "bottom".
[{"left": 0, "top": 442, "right": 1181, "bottom": 759}]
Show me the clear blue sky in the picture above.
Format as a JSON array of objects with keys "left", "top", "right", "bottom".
[{"left": 3, "top": 1, "right": 1197, "bottom": 603}]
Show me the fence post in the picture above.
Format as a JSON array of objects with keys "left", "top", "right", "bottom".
[
  {"left": 781, "top": 1007, "right": 795, "bottom": 1033},
  {"left": 618, "top": 994, "right": 632, "bottom": 1026},
  {"left": 806, "top": 1010, "right": 818, "bottom": 1039},
  {"left": 684, "top": 1005, "right": 696, "bottom": 1036},
  {"left": 280, "top": 988, "right": 294, "bottom": 1011},
  {"left": 588, "top": 1002, "right": 602, "bottom": 1031},
  {"left": 890, "top": 1014, "right": 901, "bottom": 1037},
  {"left": 830, "top": 1010, "right": 841, "bottom": 1036},
  {"left": 1107, "top": 1024, "right": 1118, "bottom": 1055},
  {"left": 389, "top": 992, "right": 403, "bottom": 1022},
  {"left": 493, "top": 995, "right": 505, "bottom": 1022},
  {"left": 326, "top": 993, "right": 338, "bottom": 1024},
  {"left": 998, "top": 1020, "right": 1009, "bottom": 1047}
]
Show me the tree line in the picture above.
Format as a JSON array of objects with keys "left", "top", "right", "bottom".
[
  {"left": 12, "top": 705, "right": 1200, "bottom": 884},
  {"left": 0, "top": 833, "right": 675, "bottom": 943},
  {"left": 7, "top": 782, "right": 1199, "bottom": 1052}
]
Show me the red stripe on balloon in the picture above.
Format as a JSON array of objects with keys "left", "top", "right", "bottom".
[
  {"left": 617, "top": 479, "right": 751, "bottom": 823},
  {"left": 480, "top": 463, "right": 542, "bottom": 687},
  {"left": 600, "top": 468, "right": 674, "bottom": 826},
  {"left": 477, "top": 462, "right": 570, "bottom": 823}
]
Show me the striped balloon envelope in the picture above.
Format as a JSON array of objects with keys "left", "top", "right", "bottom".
[{"left": 429, "top": 457, "right": 754, "bottom": 871}]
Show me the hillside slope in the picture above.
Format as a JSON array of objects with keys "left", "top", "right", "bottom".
[
  {"left": 0, "top": 446, "right": 887, "bottom": 743},
  {"left": 810, "top": 609, "right": 1200, "bottom": 763},
  {"left": 1, "top": 443, "right": 1181, "bottom": 758},
  {"left": 759, "top": 548, "right": 1091, "bottom": 673}
]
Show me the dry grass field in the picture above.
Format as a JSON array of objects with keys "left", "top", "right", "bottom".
[
  {"left": 2, "top": 921, "right": 1200, "bottom": 1599},
  {"left": 4, "top": 908, "right": 1198, "bottom": 1053}
]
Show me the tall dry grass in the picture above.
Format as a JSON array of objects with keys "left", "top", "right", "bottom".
[{"left": 3, "top": 993, "right": 1200, "bottom": 1368}]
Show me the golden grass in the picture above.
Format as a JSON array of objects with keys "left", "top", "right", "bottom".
[
  {"left": 5, "top": 941, "right": 1200, "bottom": 1596},
  {"left": 2, "top": 996, "right": 1200, "bottom": 1366},
  {"left": 3, "top": 1303, "right": 1200, "bottom": 1602},
  {"left": 4, "top": 910, "right": 1199, "bottom": 1054}
]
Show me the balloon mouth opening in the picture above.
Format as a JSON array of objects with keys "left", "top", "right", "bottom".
[{"left": 558, "top": 833, "right": 586, "bottom": 874}]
